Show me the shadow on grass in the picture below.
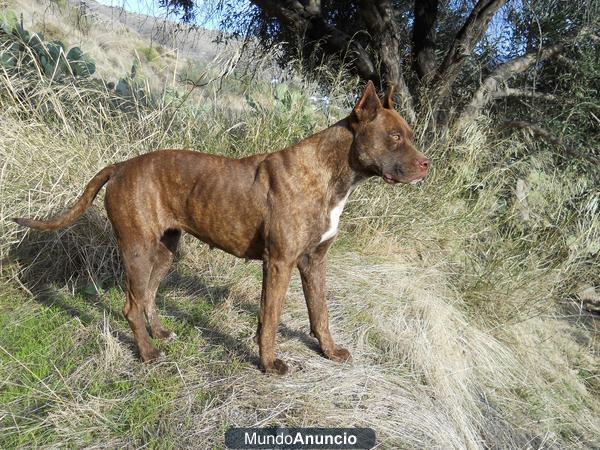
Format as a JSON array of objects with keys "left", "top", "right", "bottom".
[
  {"left": 237, "top": 301, "right": 322, "bottom": 354},
  {"left": 8, "top": 222, "right": 327, "bottom": 369},
  {"left": 7, "top": 228, "right": 270, "bottom": 368}
]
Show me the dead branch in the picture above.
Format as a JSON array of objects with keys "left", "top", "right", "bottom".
[
  {"left": 490, "top": 87, "right": 558, "bottom": 101},
  {"left": 500, "top": 120, "right": 598, "bottom": 164}
]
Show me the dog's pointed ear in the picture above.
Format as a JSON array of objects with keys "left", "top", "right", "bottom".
[
  {"left": 383, "top": 84, "right": 395, "bottom": 109},
  {"left": 352, "top": 80, "right": 382, "bottom": 123}
]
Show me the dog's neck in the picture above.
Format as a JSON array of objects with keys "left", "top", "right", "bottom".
[{"left": 314, "top": 117, "right": 370, "bottom": 198}]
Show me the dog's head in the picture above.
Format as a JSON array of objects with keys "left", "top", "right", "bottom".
[{"left": 349, "top": 81, "right": 430, "bottom": 184}]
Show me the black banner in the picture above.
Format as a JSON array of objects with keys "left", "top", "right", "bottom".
[{"left": 225, "top": 427, "right": 376, "bottom": 449}]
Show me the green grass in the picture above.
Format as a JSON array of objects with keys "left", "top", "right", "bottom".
[
  {"left": 0, "top": 276, "right": 256, "bottom": 447},
  {"left": 136, "top": 45, "right": 161, "bottom": 63}
]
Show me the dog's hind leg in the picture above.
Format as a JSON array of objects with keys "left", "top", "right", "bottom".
[
  {"left": 145, "top": 229, "right": 181, "bottom": 341},
  {"left": 121, "top": 245, "right": 163, "bottom": 362}
]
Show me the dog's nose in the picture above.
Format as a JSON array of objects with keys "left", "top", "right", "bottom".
[{"left": 418, "top": 157, "right": 430, "bottom": 171}]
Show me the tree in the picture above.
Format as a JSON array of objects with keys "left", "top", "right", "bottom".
[{"left": 162, "top": 0, "right": 598, "bottom": 133}]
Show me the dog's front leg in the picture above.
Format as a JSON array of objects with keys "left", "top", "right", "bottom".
[
  {"left": 258, "top": 257, "right": 294, "bottom": 375},
  {"left": 298, "top": 247, "right": 352, "bottom": 363}
]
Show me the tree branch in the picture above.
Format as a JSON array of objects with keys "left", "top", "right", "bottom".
[
  {"left": 434, "top": 0, "right": 507, "bottom": 100},
  {"left": 412, "top": 0, "right": 438, "bottom": 80},
  {"left": 249, "top": 0, "right": 377, "bottom": 81},
  {"left": 460, "top": 43, "right": 564, "bottom": 120},
  {"left": 491, "top": 87, "right": 558, "bottom": 101}
]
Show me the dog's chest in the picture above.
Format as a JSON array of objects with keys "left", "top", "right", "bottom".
[{"left": 319, "top": 190, "right": 352, "bottom": 244}]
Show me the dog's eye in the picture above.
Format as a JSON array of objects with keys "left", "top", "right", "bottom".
[{"left": 390, "top": 133, "right": 403, "bottom": 142}]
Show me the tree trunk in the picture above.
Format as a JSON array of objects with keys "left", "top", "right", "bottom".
[
  {"left": 432, "top": 0, "right": 507, "bottom": 126},
  {"left": 412, "top": 0, "right": 438, "bottom": 80},
  {"left": 357, "top": 0, "right": 415, "bottom": 121}
]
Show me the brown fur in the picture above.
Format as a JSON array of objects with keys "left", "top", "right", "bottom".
[{"left": 13, "top": 81, "right": 429, "bottom": 375}]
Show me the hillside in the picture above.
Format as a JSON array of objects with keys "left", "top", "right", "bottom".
[
  {"left": 4, "top": 0, "right": 224, "bottom": 84},
  {"left": 77, "top": 0, "right": 222, "bottom": 60},
  {"left": 0, "top": 0, "right": 598, "bottom": 448}
]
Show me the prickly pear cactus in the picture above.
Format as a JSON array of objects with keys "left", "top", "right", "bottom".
[
  {"left": 67, "top": 46, "right": 96, "bottom": 77},
  {"left": 12, "top": 23, "right": 31, "bottom": 43},
  {"left": 0, "top": 17, "right": 96, "bottom": 79},
  {"left": 0, "top": 42, "right": 19, "bottom": 68},
  {"left": 42, "top": 41, "right": 69, "bottom": 77},
  {"left": 0, "top": 15, "right": 24, "bottom": 70},
  {"left": 115, "top": 78, "right": 132, "bottom": 97},
  {"left": 27, "top": 32, "right": 45, "bottom": 56}
]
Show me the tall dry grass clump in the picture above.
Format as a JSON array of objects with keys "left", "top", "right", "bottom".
[{"left": 1, "top": 42, "right": 598, "bottom": 448}]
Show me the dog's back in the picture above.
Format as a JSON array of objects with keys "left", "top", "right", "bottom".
[{"left": 104, "top": 149, "right": 271, "bottom": 259}]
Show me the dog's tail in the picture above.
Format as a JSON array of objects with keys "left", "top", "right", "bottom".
[{"left": 12, "top": 164, "right": 117, "bottom": 231}]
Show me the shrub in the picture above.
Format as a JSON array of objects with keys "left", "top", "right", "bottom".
[{"left": 136, "top": 45, "right": 160, "bottom": 62}]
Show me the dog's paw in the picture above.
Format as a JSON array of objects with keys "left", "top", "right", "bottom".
[
  {"left": 141, "top": 348, "right": 165, "bottom": 363},
  {"left": 324, "top": 346, "right": 352, "bottom": 363},
  {"left": 166, "top": 331, "right": 177, "bottom": 341},
  {"left": 152, "top": 329, "right": 177, "bottom": 341},
  {"left": 261, "top": 358, "right": 289, "bottom": 375}
]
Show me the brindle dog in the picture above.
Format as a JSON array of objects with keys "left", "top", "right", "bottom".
[{"left": 14, "top": 81, "right": 430, "bottom": 375}]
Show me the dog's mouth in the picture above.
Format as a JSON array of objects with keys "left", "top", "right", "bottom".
[
  {"left": 382, "top": 173, "right": 400, "bottom": 184},
  {"left": 382, "top": 173, "right": 425, "bottom": 185}
]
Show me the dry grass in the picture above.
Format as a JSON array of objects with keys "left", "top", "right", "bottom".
[{"left": 1, "top": 10, "right": 599, "bottom": 448}]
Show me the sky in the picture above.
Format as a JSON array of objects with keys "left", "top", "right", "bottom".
[{"left": 93, "top": 0, "right": 229, "bottom": 29}]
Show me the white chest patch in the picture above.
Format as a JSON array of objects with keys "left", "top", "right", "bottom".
[{"left": 319, "top": 190, "right": 352, "bottom": 244}]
